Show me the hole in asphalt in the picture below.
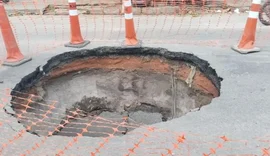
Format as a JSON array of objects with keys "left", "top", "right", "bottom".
[{"left": 9, "top": 47, "right": 222, "bottom": 137}]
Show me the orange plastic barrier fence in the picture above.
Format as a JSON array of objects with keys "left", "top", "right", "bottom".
[
  {"left": 0, "top": 0, "right": 269, "bottom": 66},
  {"left": 0, "top": 88, "right": 270, "bottom": 155}
]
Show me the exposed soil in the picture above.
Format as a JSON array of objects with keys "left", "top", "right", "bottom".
[{"left": 9, "top": 47, "right": 222, "bottom": 137}]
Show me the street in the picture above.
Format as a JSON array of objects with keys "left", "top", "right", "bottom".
[{"left": 0, "top": 12, "right": 270, "bottom": 155}]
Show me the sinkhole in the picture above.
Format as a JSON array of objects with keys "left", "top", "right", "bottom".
[{"left": 9, "top": 47, "right": 222, "bottom": 137}]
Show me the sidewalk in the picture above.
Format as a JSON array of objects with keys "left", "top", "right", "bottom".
[{"left": 3, "top": 0, "right": 253, "bottom": 15}]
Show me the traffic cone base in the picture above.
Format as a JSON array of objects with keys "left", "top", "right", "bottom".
[
  {"left": 1, "top": 1, "right": 31, "bottom": 67},
  {"left": 121, "top": 40, "right": 142, "bottom": 48},
  {"left": 66, "top": 0, "right": 89, "bottom": 48},
  {"left": 231, "top": 45, "right": 260, "bottom": 54},
  {"left": 231, "top": 0, "right": 261, "bottom": 54},
  {"left": 64, "top": 40, "right": 90, "bottom": 48},
  {"left": 122, "top": 0, "right": 141, "bottom": 47},
  {"left": 3, "top": 57, "right": 32, "bottom": 67}
]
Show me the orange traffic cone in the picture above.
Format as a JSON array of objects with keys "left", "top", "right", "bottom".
[
  {"left": 65, "top": 0, "right": 90, "bottom": 48},
  {"left": 122, "top": 0, "right": 142, "bottom": 47},
  {"left": 231, "top": 0, "right": 261, "bottom": 54},
  {"left": 0, "top": 1, "right": 31, "bottom": 67}
]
